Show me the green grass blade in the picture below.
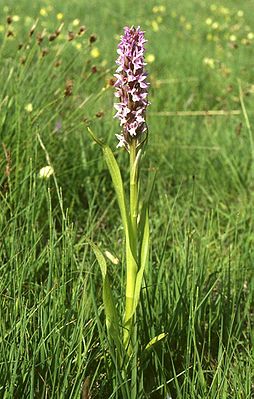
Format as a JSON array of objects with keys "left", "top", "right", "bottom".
[{"left": 145, "top": 333, "right": 168, "bottom": 350}]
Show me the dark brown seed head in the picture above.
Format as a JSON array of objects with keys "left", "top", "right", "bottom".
[
  {"left": 36, "top": 33, "right": 44, "bottom": 45},
  {"left": 7, "top": 16, "right": 13, "bottom": 24},
  {"left": 55, "top": 23, "right": 64, "bottom": 36},
  {"left": 54, "top": 60, "right": 61, "bottom": 67},
  {"left": 29, "top": 28, "right": 35, "bottom": 37},
  {"left": 89, "top": 34, "right": 97, "bottom": 44},
  {"left": 68, "top": 31, "right": 75, "bottom": 41},
  {"left": 78, "top": 26, "right": 86, "bottom": 35},
  {"left": 41, "top": 47, "right": 49, "bottom": 57},
  {"left": 49, "top": 33, "right": 57, "bottom": 42},
  {"left": 91, "top": 65, "right": 97, "bottom": 73},
  {"left": 95, "top": 111, "right": 104, "bottom": 118},
  {"left": 29, "top": 20, "right": 39, "bottom": 37},
  {"left": 64, "top": 80, "right": 74, "bottom": 96}
]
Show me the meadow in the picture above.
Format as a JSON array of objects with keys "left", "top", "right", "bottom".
[{"left": 0, "top": 0, "right": 254, "bottom": 397}]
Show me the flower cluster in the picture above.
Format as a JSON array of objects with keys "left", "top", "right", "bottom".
[{"left": 114, "top": 26, "right": 149, "bottom": 149}]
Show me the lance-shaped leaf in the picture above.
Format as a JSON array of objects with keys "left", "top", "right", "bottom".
[
  {"left": 87, "top": 238, "right": 121, "bottom": 352},
  {"left": 102, "top": 145, "right": 130, "bottom": 236},
  {"left": 102, "top": 144, "right": 139, "bottom": 326},
  {"left": 87, "top": 128, "right": 130, "bottom": 242},
  {"left": 87, "top": 127, "right": 139, "bottom": 341}
]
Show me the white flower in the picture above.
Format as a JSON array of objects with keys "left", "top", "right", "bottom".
[
  {"left": 104, "top": 250, "right": 119, "bottom": 265},
  {"left": 72, "top": 18, "right": 80, "bottom": 26},
  {"left": 38, "top": 165, "right": 54, "bottom": 179},
  {"left": 147, "top": 53, "right": 155, "bottom": 63},
  {"left": 25, "top": 103, "right": 33, "bottom": 112}
]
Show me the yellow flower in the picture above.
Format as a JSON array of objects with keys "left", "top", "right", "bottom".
[
  {"left": 237, "top": 10, "right": 244, "bottom": 17},
  {"left": 0, "top": 25, "right": 4, "bottom": 33},
  {"left": 57, "top": 13, "right": 63, "bottom": 20},
  {"left": 151, "top": 20, "right": 159, "bottom": 32},
  {"left": 75, "top": 43, "right": 82, "bottom": 50},
  {"left": 38, "top": 166, "right": 54, "bottom": 179},
  {"left": 229, "top": 34, "right": 236, "bottom": 42},
  {"left": 156, "top": 16, "right": 162, "bottom": 23},
  {"left": 206, "top": 18, "right": 212, "bottom": 25},
  {"left": 90, "top": 47, "right": 100, "bottom": 58},
  {"left": 203, "top": 57, "right": 215, "bottom": 69},
  {"left": 159, "top": 5, "right": 166, "bottom": 12},
  {"left": 72, "top": 18, "right": 80, "bottom": 26},
  {"left": 146, "top": 53, "right": 155, "bottom": 63},
  {"left": 25, "top": 103, "right": 33, "bottom": 113},
  {"left": 152, "top": 6, "right": 159, "bottom": 13},
  {"left": 219, "top": 7, "right": 229, "bottom": 15},
  {"left": 247, "top": 32, "right": 254, "bottom": 40},
  {"left": 40, "top": 8, "right": 48, "bottom": 17},
  {"left": 12, "top": 15, "right": 20, "bottom": 22},
  {"left": 212, "top": 22, "right": 219, "bottom": 29},
  {"left": 206, "top": 33, "right": 213, "bottom": 41},
  {"left": 185, "top": 23, "right": 192, "bottom": 30}
]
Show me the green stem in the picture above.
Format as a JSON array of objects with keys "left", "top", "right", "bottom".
[
  {"left": 130, "top": 142, "right": 138, "bottom": 250},
  {"left": 124, "top": 141, "right": 139, "bottom": 353}
]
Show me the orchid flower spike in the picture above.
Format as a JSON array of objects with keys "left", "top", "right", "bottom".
[{"left": 114, "top": 26, "right": 149, "bottom": 150}]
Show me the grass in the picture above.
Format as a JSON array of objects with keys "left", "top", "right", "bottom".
[{"left": 0, "top": 0, "right": 254, "bottom": 397}]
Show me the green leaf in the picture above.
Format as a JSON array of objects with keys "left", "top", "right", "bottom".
[
  {"left": 87, "top": 127, "right": 130, "bottom": 240},
  {"left": 102, "top": 145, "right": 130, "bottom": 236},
  {"left": 102, "top": 145, "right": 139, "bottom": 313},
  {"left": 87, "top": 128, "right": 139, "bottom": 339},
  {"left": 86, "top": 238, "right": 121, "bottom": 351},
  {"left": 145, "top": 333, "right": 168, "bottom": 350}
]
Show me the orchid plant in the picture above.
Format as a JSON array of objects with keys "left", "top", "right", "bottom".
[{"left": 88, "top": 26, "right": 154, "bottom": 390}]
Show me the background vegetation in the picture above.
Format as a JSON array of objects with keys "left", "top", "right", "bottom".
[{"left": 0, "top": 0, "right": 254, "bottom": 397}]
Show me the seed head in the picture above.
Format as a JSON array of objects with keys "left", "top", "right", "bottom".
[
  {"left": 89, "top": 34, "right": 97, "bottom": 44},
  {"left": 7, "top": 16, "right": 13, "bottom": 25}
]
